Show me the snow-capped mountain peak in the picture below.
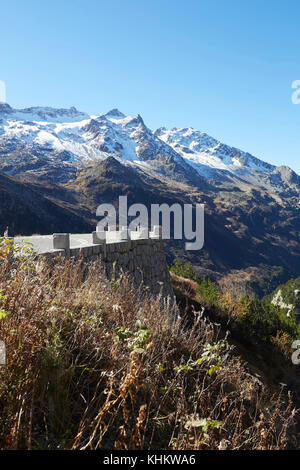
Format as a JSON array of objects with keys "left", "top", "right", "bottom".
[
  {"left": 155, "top": 126, "right": 275, "bottom": 178},
  {"left": 0, "top": 104, "right": 89, "bottom": 123},
  {"left": 104, "top": 108, "right": 126, "bottom": 119},
  {"left": 0, "top": 103, "right": 13, "bottom": 115},
  {"left": 0, "top": 104, "right": 297, "bottom": 190}
]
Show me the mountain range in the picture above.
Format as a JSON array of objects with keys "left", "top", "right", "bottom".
[{"left": 1, "top": 103, "right": 300, "bottom": 294}]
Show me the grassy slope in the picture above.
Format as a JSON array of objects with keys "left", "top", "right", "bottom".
[
  {"left": 0, "top": 240, "right": 298, "bottom": 450},
  {"left": 171, "top": 273, "right": 300, "bottom": 392}
]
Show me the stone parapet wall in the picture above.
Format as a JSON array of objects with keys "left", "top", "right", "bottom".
[{"left": 40, "top": 235, "right": 173, "bottom": 299}]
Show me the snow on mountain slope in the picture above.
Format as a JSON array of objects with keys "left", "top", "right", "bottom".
[
  {"left": 0, "top": 103, "right": 295, "bottom": 189},
  {"left": 155, "top": 127, "right": 275, "bottom": 179},
  {"left": 0, "top": 103, "right": 90, "bottom": 123},
  {"left": 0, "top": 104, "right": 194, "bottom": 182}
]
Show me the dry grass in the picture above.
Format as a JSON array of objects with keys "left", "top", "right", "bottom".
[{"left": 0, "top": 240, "right": 298, "bottom": 450}]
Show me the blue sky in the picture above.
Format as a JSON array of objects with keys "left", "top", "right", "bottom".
[{"left": 1, "top": 0, "right": 300, "bottom": 173}]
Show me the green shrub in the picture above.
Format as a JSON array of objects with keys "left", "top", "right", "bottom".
[
  {"left": 264, "top": 276, "right": 300, "bottom": 310},
  {"left": 169, "top": 258, "right": 197, "bottom": 281},
  {"left": 236, "top": 298, "right": 300, "bottom": 345},
  {"left": 197, "top": 278, "right": 220, "bottom": 307}
]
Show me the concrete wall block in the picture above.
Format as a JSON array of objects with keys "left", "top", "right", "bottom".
[
  {"left": 53, "top": 233, "right": 70, "bottom": 250},
  {"left": 150, "top": 225, "right": 162, "bottom": 238},
  {"left": 129, "top": 228, "right": 148, "bottom": 241},
  {"left": 106, "top": 230, "right": 129, "bottom": 243},
  {"left": 93, "top": 231, "right": 106, "bottom": 244}
]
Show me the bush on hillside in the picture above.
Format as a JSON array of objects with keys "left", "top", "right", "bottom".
[
  {"left": 197, "top": 278, "right": 220, "bottom": 307},
  {"left": 170, "top": 260, "right": 300, "bottom": 358},
  {"left": 169, "top": 258, "right": 197, "bottom": 281}
]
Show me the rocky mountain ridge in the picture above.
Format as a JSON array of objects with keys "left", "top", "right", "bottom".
[
  {"left": 0, "top": 104, "right": 299, "bottom": 293},
  {"left": 1, "top": 104, "right": 299, "bottom": 196}
]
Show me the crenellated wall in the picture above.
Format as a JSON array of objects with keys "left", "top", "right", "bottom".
[{"left": 37, "top": 231, "right": 174, "bottom": 300}]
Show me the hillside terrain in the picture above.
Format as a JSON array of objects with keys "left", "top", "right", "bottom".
[
  {"left": 0, "top": 240, "right": 298, "bottom": 450},
  {"left": 0, "top": 171, "right": 91, "bottom": 235},
  {"left": 0, "top": 104, "right": 300, "bottom": 294},
  {"left": 0, "top": 97, "right": 299, "bottom": 449}
]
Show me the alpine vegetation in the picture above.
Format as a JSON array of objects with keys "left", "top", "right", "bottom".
[{"left": 0, "top": 239, "right": 298, "bottom": 450}]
